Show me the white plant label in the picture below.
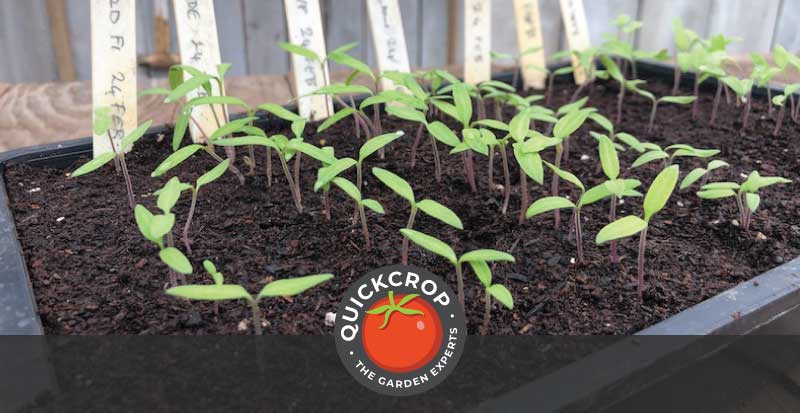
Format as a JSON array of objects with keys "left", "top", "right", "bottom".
[
  {"left": 173, "top": 0, "right": 227, "bottom": 142},
  {"left": 463, "top": 0, "right": 492, "bottom": 85},
  {"left": 513, "top": 0, "right": 547, "bottom": 89},
  {"left": 91, "top": 0, "right": 137, "bottom": 157},
  {"left": 366, "top": 0, "right": 411, "bottom": 91},
  {"left": 558, "top": 0, "right": 591, "bottom": 85},
  {"left": 284, "top": 0, "right": 333, "bottom": 120}
]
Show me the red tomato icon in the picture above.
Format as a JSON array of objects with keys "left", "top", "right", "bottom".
[{"left": 362, "top": 292, "right": 443, "bottom": 373}]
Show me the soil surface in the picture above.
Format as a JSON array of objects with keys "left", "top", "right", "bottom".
[{"left": 5, "top": 74, "right": 799, "bottom": 335}]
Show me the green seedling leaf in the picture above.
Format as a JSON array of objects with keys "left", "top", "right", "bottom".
[
  {"left": 707, "top": 160, "right": 729, "bottom": 172},
  {"left": 680, "top": 168, "right": 707, "bottom": 189},
  {"left": 616, "top": 132, "right": 646, "bottom": 152},
  {"left": 159, "top": 246, "right": 193, "bottom": 275},
  {"left": 332, "top": 177, "right": 362, "bottom": 202},
  {"left": 287, "top": 140, "right": 337, "bottom": 164},
  {"left": 257, "top": 274, "right": 333, "bottom": 298},
  {"left": 241, "top": 126, "right": 266, "bottom": 137},
  {"left": 151, "top": 144, "right": 204, "bottom": 177},
  {"left": 167, "top": 285, "right": 252, "bottom": 301},
  {"left": 470, "top": 260, "right": 492, "bottom": 287},
  {"left": 372, "top": 167, "right": 414, "bottom": 204},
  {"left": 173, "top": 110, "right": 190, "bottom": 151},
  {"left": 589, "top": 113, "right": 613, "bottom": 133},
  {"left": 509, "top": 111, "right": 530, "bottom": 143},
  {"left": 416, "top": 199, "right": 463, "bottom": 230},
  {"left": 187, "top": 95, "right": 247, "bottom": 109},
  {"left": 431, "top": 99, "right": 460, "bottom": 123},
  {"left": 359, "top": 131, "right": 404, "bottom": 161},
  {"left": 544, "top": 161, "right": 584, "bottom": 191},
  {"left": 314, "top": 158, "right": 356, "bottom": 191},
  {"left": 278, "top": 41, "right": 319, "bottom": 61},
  {"left": 697, "top": 188, "right": 737, "bottom": 199},
  {"left": 315, "top": 84, "right": 373, "bottom": 96},
  {"left": 69, "top": 152, "right": 115, "bottom": 178},
  {"left": 488, "top": 284, "right": 513, "bottom": 309},
  {"left": 134, "top": 204, "right": 158, "bottom": 244},
  {"left": 214, "top": 136, "right": 280, "bottom": 150},
  {"left": 93, "top": 107, "right": 112, "bottom": 136},
  {"left": 157, "top": 177, "right": 186, "bottom": 213},
  {"left": 138, "top": 87, "right": 171, "bottom": 96},
  {"left": 472, "top": 119, "right": 509, "bottom": 131},
  {"left": 525, "top": 196, "right": 575, "bottom": 218},
  {"left": 328, "top": 51, "right": 374, "bottom": 79},
  {"left": 149, "top": 213, "right": 175, "bottom": 240},
  {"left": 209, "top": 116, "right": 259, "bottom": 141},
  {"left": 556, "top": 97, "right": 588, "bottom": 116},
  {"left": 553, "top": 108, "right": 592, "bottom": 139},
  {"left": 164, "top": 74, "right": 212, "bottom": 103},
  {"left": 386, "top": 106, "right": 427, "bottom": 124},
  {"left": 317, "top": 107, "right": 355, "bottom": 133},
  {"left": 643, "top": 165, "right": 679, "bottom": 221},
  {"left": 581, "top": 184, "right": 612, "bottom": 207},
  {"left": 659, "top": 96, "right": 697, "bottom": 105},
  {"left": 632, "top": 150, "right": 669, "bottom": 168},
  {"left": 426, "top": 121, "right": 460, "bottom": 147},
  {"left": 120, "top": 120, "right": 153, "bottom": 152},
  {"left": 702, "top": 182, "right": 740, "bottom": 190},
  {"left": 258, "top": 103, "right": 304, "bottom": 121},
  {"left": 400, "top": 228, "right": 457, "bottom": 265},
  {"left": 362, "top": 199, "right": 385, "bottom": 214},
  {"left": 463, "top": 129, "right": 489, "bottom": 156},
  {"left": 290, "top": 120, "right": 306, "bottom": 140},
  {"left": 452, "top": 82, "right": 473, "bottom": 126},
  {"left": 197, "top": 159, "right": 229, "bottom": 189},
  {"left": 745, "top": 193, "right": 760, "bottom": 212},
  {"left": 596, "top": 134, "right": 619, "bottom": 180},
  {"left": 203, "top": 260, "right": 223, "bottom": 285},
  {"left": 514, "top": 146, "right": 543, "bottom": 184},
  {"left": 596, "top": 215, "right": 647, "bottom": 244},
  {"left": 459, "top": 249, "right": 515, "bottom": 264}
]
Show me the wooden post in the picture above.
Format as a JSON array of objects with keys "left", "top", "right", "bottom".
[
  {"left": 558, "top": 0, "right": 591, "bottom": 85},
  {"left": 90, "top": 0, "right": 137, "bottom": 157},
  {"left": 365, "top": 0, "right": 411, "bottom": 91},
  {"left": 513, "top": 0, "right": 547, "bottom": 89},
  {"left": 172, "top": 0, "right": 227, "bottom": 142},
  {"left": 46, "top": 0, "right": 76, "bottom": 81},
  {"left": 463, "top": 0, "right": 491, "bottom": 85},
  {"left": 284, "top": 0, "right": 333, "bottom": 121}
]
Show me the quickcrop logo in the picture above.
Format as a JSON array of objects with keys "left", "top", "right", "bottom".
[{"left": 334, "top": 264, "right": 467, "bottom": 396}]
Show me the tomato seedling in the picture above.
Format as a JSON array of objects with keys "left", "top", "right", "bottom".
[
  {"left": 697, "top": 171, "right": 791, "bottom": 231},
  {"left": 167, "top": 268, "right": 332, "bottom": 335},
  {"left": 400, "top": 228, "right": 514, "bottom": 309},
  {"left": 596, "top": 165, "right": 680, "bottom": 299},
  {"left": 469, "top": 260, "right": 513, "bottom": 335},
  {"left": 331, "top": 177, "right": 385, "bottom": 251},
  {"left": 70, "top": 108, "right": 151, "bottom": 211},
  {"left": 372, "top": 167, "right": 463, "bottom": 264}
]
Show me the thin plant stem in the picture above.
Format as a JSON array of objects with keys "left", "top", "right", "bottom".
[
  {"left": 647, "top": 101, "right": 658, "bottom": 133},
  {"left": 637, "top": 227, "right": 648, "bottom": 300},
  {"left": 118, "top": 154, "right": 136, "bottom": 211},
  {"left": 322, "top": 189, "right": 331, "bottom": 222},
  {"left": 265, "top": 147, "right": 272, "bottom": 187},
  {"left": 518, "top": 167, "right": 528, "bottom": 225},
  {"left": 431, "top": 136, "right": 442, "bottom": 182},
  {"left": 615, "top": 82, "right": 625, "bottom": 124},
  {"left": 575, "top": 208, "right": 584, "bottom": 263},
  {"left": 250, "top": 300, "right": 263, "bottom": 336},
  {"left": 552, "top": 144, "right": 564, "bottom": 229},
  {"left": 546, "top": 73, "right": 556, "bottom": 106},
  {"left": 181, "top": 189, "right": 199, "bottom": 254},
  {"left": 466, "top": 150, "right": 477, "bottom": 193},
  {"left": 410, "top": 122, "right": 423, "bottom": 168},
  {"left": 206, "top": 147, "right": 245, "bottom": 185},
  {"left": 247, "top": 145, "right": 256, "bottom": 175},
  {"left": 279, "top": 154, "right": 303, "bottom": 212},
  {"left": 488, "top": 146, "right": 495, "bottom": 189},
  {"left": 401, "top": 206, "right": 418, "bottom": 265},
  {"left": 609, "top": 194, "right": 619, "bottom": 263},
  {"left": 500, "top": 143, "right": 511, "bottom": 215},
  {"left": 455, "top": 264, "right": 465, "bottom": 310},
  {"left": 293, "top": 153, "right": 303, "bottom": 205},
  {"left": 358, "top": 204, "right": 371, "bottom": 251},
  {"left": 774, "top": 104, "right": 785, "bottom": 136},
  {"left": 710, "top": 82, "right": 722, "bottom": 126},
  {"left": 106, "top": 131, "right": 121, "bottom": 172},
  {"left": 742, "top": 90, "right": 752, "bottom": 131},
  {"left": 481, "top": 289, "right": 491, "bottom": 336},
  {"left": 672, "top": 57, "right": 681, "bottom": 95},
  {"left": 691, "top": 77, "right": 700, "bottom": 120}
]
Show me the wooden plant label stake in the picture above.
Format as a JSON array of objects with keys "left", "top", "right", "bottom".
[
  {"left": 90, "top": 0, "right": 137, "bottom": 157},
  {"left": 558, "top": 0, "right": 591, "bottom": 85},
  {"left": 513, "top": 0, "right": 547, "bottom": 89},
  {"left": 463, "top": 0, "right": 491, "bottom": 85},
  {"left": 365, "top": 0, "right": 411, "bottom": 92},
  {"left": 172, "top": 0, "right": 227, "bottom": 142},
  {"left": 284, "top": 0, "right": 333, "bottom": 120}
]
